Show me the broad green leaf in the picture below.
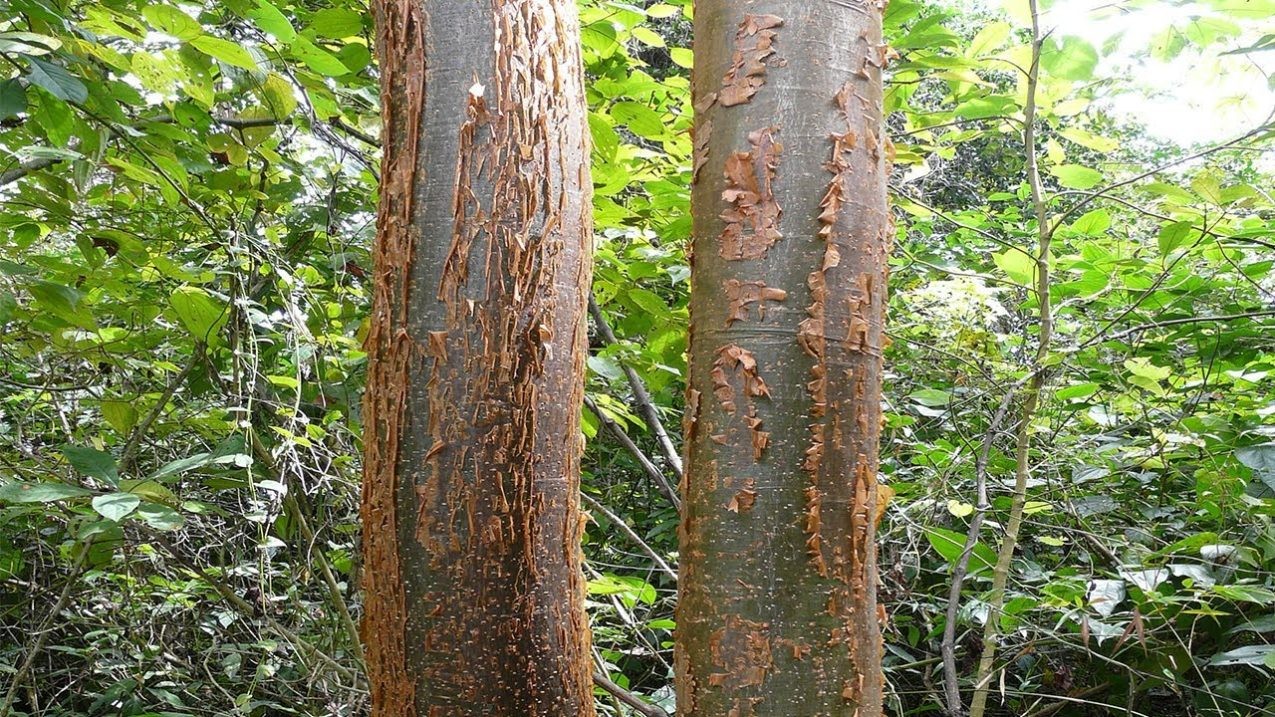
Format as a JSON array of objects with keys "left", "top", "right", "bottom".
[
  {"left": 25, "top": 58, "right": 88, "bottom": 103},
  {"left": 610, "top": 101, "right": 665, "bottom": 140},
  {"left": 62, "top": 445, "right": 119, "bottom": 486},
  {"left": 191, "top": 36, "right": 259, "bottom": 71},
  {"left": 632, "top": 27, "right": 665, "bottom": 47},
  {"left": 136, "top": 503, "right": 184, "bottom": 531},
  {"left": 1208, "top": 645, "right": 1275, "bottom": 668},
  {"left": 1157, "top": 221, "right": 1196, "bottom": 255},
  {"left": 0, "top": 32, "right": 60, "bottom": 55},
  {"left": 0, "top": 78, "right": 25, "bottom": 120},
  {"left": 1050, "top": 164, "right": 1103, "bottom": 190},
  {"left": 925, "top": 527, "right": 997, "bottom": 575},
  {"left": 1041, "top": 36, "right": 1099, "bottom": 81},
  {"left": 1211, "top": 585, "right": 1275, "bottom": 605},
  {"left": 1124, "top": 357, "right": 1170, "bottom": 382},
  {"left": 142, "top": 6, "right": 203, "bottom": 41},
  {"left": 290, "top": 37, "right": 350, "bottom": 76},
  {"left": 670, "top": 47, "right": 693, "bottom": 69},
  {"left": 249, "top": 0, "right": 297, "bottom": 43},
  {"left": 969, "top": 21, "right": 1012, "bottom": 57},
  {"left": 1069, "top": 209, "right": 1110, "bottom": 235},
  {"left": 169, "top": 286, "right": 228, "bottom": 344},
  {"left": 993, "top": 249, "right": 1036, "bottom": 285},
  {"left": 309, "top": 8, "right": 364, "bottom": 38},
  {"left": 0, "top": 482, "right": 92, "bottom": 503},
  {"left": 92, "top": 492, "right": 141, "bottom": 521}
]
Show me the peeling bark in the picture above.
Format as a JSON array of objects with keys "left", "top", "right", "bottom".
[
  {"left": 362, "top": 1, "right": 595, "bottom": 714},
  {"left": 678, "top": 2, "right": 889, "bottom": 715}
]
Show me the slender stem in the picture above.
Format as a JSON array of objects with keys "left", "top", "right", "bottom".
[
  {"left": 119, "top": 346, "right": 204, "bottom": 474},
  {"left": 584, "top": 395, "right": 680, "bottom": 507},
  {"left": 941, "top": 390, "right": 1017, "bottom": 715},
  {"left": 589, "top": 295, "right": 684, "bottom": 478},
  {"left": 969, "top": 2, "right": 1054, "bottom": 715},
  {"left": 580, "top": 492, "right": 677, "bottom": 581},
  {"left": 0, "top": 544, "right": 91, "bottom": 717},
  {"left": 591, "top": 672, "right": 669, "bottom": 717}
]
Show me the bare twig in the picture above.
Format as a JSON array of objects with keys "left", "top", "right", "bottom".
[
  {"left": 0, "top": 544, "right": 90, "bottom": 717},
  {"left": 580, "top": 492, "right": 677, "bottom": 581},
  {"left": 120, "top": 346, "right": 204, "bottom": 474},
  {"left": 585, "top": 395, "right": 680, "bottom": 508},
  {"left": 592, "top": 672, "right": 669, "bottom": 717},
  {"left": 589, "top": 294, "right": 684, "bottom": 478}
]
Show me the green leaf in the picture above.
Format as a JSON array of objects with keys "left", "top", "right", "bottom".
[
  {"left": 191, "top": 36, "right": 259, "bottom": 71},
  {"left": 670, "top": 47, "right": 693, "bottom": 69},
  {"left": 1208, "top": 645, "right": 1275, "bottom": 668},
  {"left": 142, "top": 6, "right": 203, "bottom": 41},
  {"left": 62, "top": 445, "right": 119, "bottom": 486},
  {"left": 1041, "top": 36, "right": 1099, "bottom": 81},
  {"left": 169, "top": 286, "right": 228, "bottom": 345},
  {"left": 136, "top": 503, "right": 185, "bottom": 531},
  {"left": 1069, "top": 209, "right": 1110, "bottom": 235},
  {"left": 993, "top": 249, "right": 1036, "bottom": 285},
  {"left": 1124, "top": 357, "right": 1170, "bottom": 382},
  {"left": 1050, "top": 164, "right": 1103, "bottom": 190},
  {"left": 0, "top": 482, "right": 92, "bottom": 503},
  {"left": 0, "top": 78, "right": 25, "bottom": 120},
  {"left": 1210, "top": 584, "right": 1275, "bottom": 605},
  {"left": 610, "top": 101, "right": 665, "bottom": 140},
  {"left": 249, "top": 0, "right": 297, "bottom": 43},
  {"left": 627, "top": 288, "right": 666, "bottom": 315},
  {"left": 309, "top": 8, "right": 364, "bottom": 38},
  {"left": 925, "top": 527, "right": 997, "bottom": 575},
  {"left": 969, "top": 21, "right": 1012, "bottom": 56},
  {"left": 1055, "top": 383, "right": 1099, "bottom": 400},
  {"left": 92, "top": 492, "right": 141, "bottom": 521},
  {"left": 631, "top": 27, "right": 666, "bottom": 47},
  {"left": 1157, "top": 221, "right": 1196, "bottom": 255},
  {"left": 290, "top": 37, "right": 350, "bottom": 76},
  {"left": 25, "top": 58, "right": 88, "bottom": 103}
]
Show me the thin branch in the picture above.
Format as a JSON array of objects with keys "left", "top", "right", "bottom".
[
  {"left": 591, "top": 672, "right": 669, "bottom": 717},
  {"left": 0, "top": 157, "right": 61, "bottom": 188},
  {"left": 1100, "top": 309, "right": 1275, "bottom": 343},
  {"left": 119, "top": 346, "right": 204, "bottom": 474},
  {"left": 942, "top": 389, "right": 1017, "bottom": 716},
  {"left": 0, "top": 544, "right": 90, "bottom": 717},
  {"left": 580, "top": 492, "right": 677, "bottom": 582},
  {"left": 584, "top": 395, "right": 680, "bottom": 508},
  {"left": 589, "top": 294, "right": 684, "bottom": 478}
]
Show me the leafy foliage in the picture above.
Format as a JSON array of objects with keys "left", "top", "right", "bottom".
[{"left": 1, "top": 0, "right": 1274, "bottom": 714}]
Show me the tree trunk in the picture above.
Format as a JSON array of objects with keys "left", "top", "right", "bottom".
[
  {"left": 361, "top": 1, "right": 595, "bottom": 715},
  {"left": 676, "top": 2, "right": 890, "bottom": 715}
]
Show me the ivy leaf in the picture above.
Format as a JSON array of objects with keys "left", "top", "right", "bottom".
[
  {"left": 92, "top": 492, "right": 141, "bottom": 521},
  {"left": 25, "top": 57, "right": 88, "bottom": 103},
  {"left": 191, "top": 36, "right": 259, "bottom": 71},
  {"left": 1050, "top": 164, "right": 1103, "bottom": 190},
  {"left": 0, "top": 482, "right": 92, "bottom": 503}
]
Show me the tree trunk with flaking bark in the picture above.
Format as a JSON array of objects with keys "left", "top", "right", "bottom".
[
  {"left": 361, "top": 1, "right": 595, "bottom": 714},
  {"left": 677, "top": 2, "right": 891, "bottom": 715}
]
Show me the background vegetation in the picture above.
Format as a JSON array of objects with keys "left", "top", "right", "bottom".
[{"left": 1, "top": 0, "right": 1274, "bottom": 714}]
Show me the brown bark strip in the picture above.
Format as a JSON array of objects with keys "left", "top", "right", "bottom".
[
  {"left": 679, "top": 1, "right": 888, "bottom": 715},
  {"left": 719, "top": 14, "right": 785, "bottom": 107},
  {"left": 363, "top": 1, "right": 594, "bottom": 714},
  {"left": 719, "top": 127, "right": 783, "bottom": 261},
  {"left": 361, "top": 0, "right": 426, "bottom": 711},
  {"left": 724, "top": 280, "right": 787, "bottom": 326}
]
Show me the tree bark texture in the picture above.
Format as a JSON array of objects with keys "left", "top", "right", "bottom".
[
  {"left": 677, "top": 2, "right": 891, "bottom": 715},
  {"left": 361, "top": 1, "right": 595, "bottom": 714}
]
